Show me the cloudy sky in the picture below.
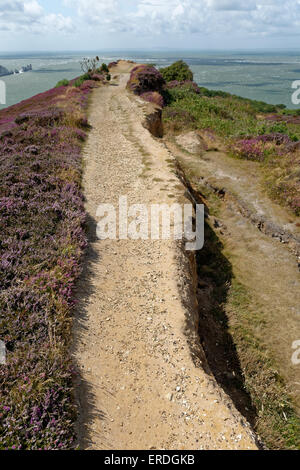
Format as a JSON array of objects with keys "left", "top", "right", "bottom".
[{"left": 1, "top": 0, "right": 300, "bottom": 51}]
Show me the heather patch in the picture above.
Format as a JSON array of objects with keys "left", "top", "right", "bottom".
[
  {"left": 127, "top": 65, "right": 165, "bottom": 107},
  {"left": 0, "top": 76, "right": 99, "bottom": 449},
  {"left": 231, "top": 134, "right": 300, "bottom": 214},
  {"left": 89, "top": 74, "right": 105, "bottom": 82},
  {"left": 232, "top": 133, "right": 293, "bottom": 162},
  {"left": 140, "top": 91, "right": 164, "bottom": 108}
]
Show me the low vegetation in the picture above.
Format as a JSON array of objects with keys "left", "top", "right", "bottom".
[
  {"left": 55, "top": 79, "right": 69, "bottom": 88},
  {"left": 1, "top": 58, "right": 298, "bottom": 450},
  {"left": 0, "top": 73, "right": 104, "bottom": 449},
  {"left": 155, "top": 62, "right": 300, "bottom": 449},
  {"left": 126, "top": 60, "right": 299, "bottom": 215},
  {"left": 79, "top": 57, "right": 111, "bottom": 84},
  {"left": 162, "top": 71, "right": 300, "bottom": 215}
]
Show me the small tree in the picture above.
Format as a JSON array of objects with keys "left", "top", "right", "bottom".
[{"left": 80, "top": 56, "right": 100, "bottom": 75}]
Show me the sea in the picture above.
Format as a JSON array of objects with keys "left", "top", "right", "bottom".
[{"left": 1, "top": 50, "right": 300, "bottom": 110}]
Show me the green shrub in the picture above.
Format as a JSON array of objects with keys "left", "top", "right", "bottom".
[
  {"left": 55, "top": 79, "right": 69, "bottom": 88},
  {"left": 100, "top": 63, "right": 109, "bottom": 73},
  {"left": 74, "top": 77, "right": 84, "bottom": 88},
  {"left": 164, "top": 87, "right": 259, "bottom": 136},
  {"left": 198, "top": 87, "right": 231, "bottom": 98},
  {"left": 160, "top": 60, "right": 193, "bottom": 82},
  {"left": 74, "top": 73, "right": 91, "bottom": 88},
  {"left": 276, "top": 104, "right": 287, "bottom": 110}
]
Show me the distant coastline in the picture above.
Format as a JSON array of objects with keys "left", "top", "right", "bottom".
[{"left": 0, "top": 64, "right": 32, "bottom": 77}]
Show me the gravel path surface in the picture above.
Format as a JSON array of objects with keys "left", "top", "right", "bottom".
[{"left": 73, "top": 68, "right": 258, "bottom": 450}]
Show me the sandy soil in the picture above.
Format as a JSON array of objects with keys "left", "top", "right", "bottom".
[{"left": 72, "top": 68, "right": 258, "bottom": 450}]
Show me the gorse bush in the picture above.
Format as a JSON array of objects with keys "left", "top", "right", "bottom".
[
  {"left": 160, "top": 60, "right": 193, "bottom": 82},
  {"left": 99, "top": 63, "right": 109, "bottom": 74},
  {"left": 74, "top": 73, "right": 91, "bottom": 88},
  {"left": 55, "top": 79, "right": 69, "bottom": 88}
]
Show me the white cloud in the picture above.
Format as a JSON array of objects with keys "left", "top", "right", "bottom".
[
  {"left": 24, "top": 0, "right": 43, "bottom": 18},
  {"left": 64, "top": 0, "right": 300, "bottom": 38},
  {"left": 0, "top": 0, "right": 74, "bottom": 33},
  {"left": 207, "top": 0, "right": 257, "bottom": 10},
  {"left": 2, "top": 0, "right": 300, "bottom": 40}
]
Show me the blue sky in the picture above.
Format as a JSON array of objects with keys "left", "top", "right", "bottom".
[{"left": 1, "top": 0, "right": 300, "bottom": 51}]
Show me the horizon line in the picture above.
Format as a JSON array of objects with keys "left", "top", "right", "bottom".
[{"left": 1, "top": 47, "right": 300, "bottom": 54}]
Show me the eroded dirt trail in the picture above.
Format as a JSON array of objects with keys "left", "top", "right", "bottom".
[
  {"left": 165, "top": 134, "right": 300, "bottom": 414},
  {"left": 73, "top": 69, "right": 258, "bottom": 450}
]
